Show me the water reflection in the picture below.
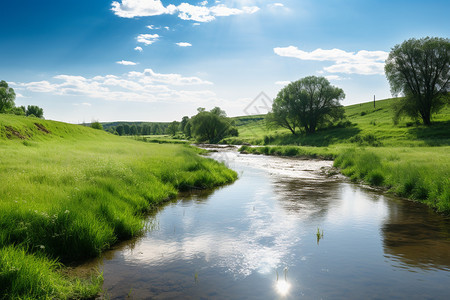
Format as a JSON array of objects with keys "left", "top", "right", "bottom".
[
  {"left": 382, "top": 199, "right": 450, "bottom": 271},
  {"left": 71, "top": 150, "right": 450, "bottom": 299},
  {"left": 275, "top": 280, "right": 291, "bottom": 297}
]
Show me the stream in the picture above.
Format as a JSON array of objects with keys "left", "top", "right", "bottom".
[{"left": 76, "top": 148, "right": 450, "bottom": 299}]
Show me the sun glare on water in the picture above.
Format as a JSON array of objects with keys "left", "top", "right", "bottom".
[{"left": 275, "top": 280, "right": 292, "bottom": 297}]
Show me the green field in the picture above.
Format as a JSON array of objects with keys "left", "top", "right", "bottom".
[
  {"left": 0, "top": 114, "right": 237, "bottom": 299},
  {"left": 228, "top": 98, "right": 450, "bottom": 147},
  {"left": 234, "top": 98, "right": 450, "bottom": 214}
]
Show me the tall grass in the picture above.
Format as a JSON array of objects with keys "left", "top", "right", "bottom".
[
  {"left": 334, "top": 147, "right": 450, "bottom": 213},
  {"left": 0, "top": 245, "right": 102, "bottom": 300},
  {"left": 0, "top": 114, "right": 237, "bottom": 299}
]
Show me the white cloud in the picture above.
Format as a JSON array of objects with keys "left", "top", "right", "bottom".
[
  {"left": 164, "top": 26, "right": 170, "bottom": 30},
  {"left": 134, "top": 46, "right": 143, "bottom": 52},
  {"left": 17, "top": 69, "right": 214, "bottom": 103},
  {"left": 176, "top": 42, "right": 192, "bottom": 47},
  {"left": 116, "top": 60, "right": 137, "bottom": 65},
  {"left": 128, "top": 68, "right": 213, "bottom": 85},
  {"left": 136, "top": 33, "right": 159, "bottom": 45},
  {"left": 111, "top": 0, "right": 170, "bottom": 18},
  {"left": 111, "top": 0, "right": 260, "bottom": 22},
  {"left": 81, "top": 102, "right": 92, "bottom": 106},
  {"left": 210, "top": 4, "right": 243, "bottom": 17},
  {"left": 193, "top": 22, "right": 201, "bottom": 26},
  {"left": 242, "top": 6, "right": 260, "bottom": 14},
  {"left": 274, "top": 46, "right": 388, "bottom": 75},
  {"left": 177, "top": 3, "right": 215, "bottom": 22}
]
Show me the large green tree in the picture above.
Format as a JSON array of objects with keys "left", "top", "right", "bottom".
[
  {"left": 385, "top": 37, "right": 450, "bottom": 125},
  {"left": 190, "top": 107, "right": 235, "bottom": 143},
  {"left": 268, "top": 76, "right": 345, "bottom": 134},
  {"left": 0, "top": 80, "right": 16, "bottom": 113},
  {"left": 167, "top": 121, "right": 180, "bottom": 136},
  {"left": 26, "top": 105, "right": 44, "bottom": 118}
]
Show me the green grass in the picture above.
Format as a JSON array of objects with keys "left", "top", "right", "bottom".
[
  {"left": 0, "top": 114, "right": 237, "bottom": 299},
  {"left": 333, "top": 147, "right": 450, "bottom": 213},
  {"left": 233, "top": 98, "right": 450, "bottom": 214},
  {"left": 226, "top": 97, "right": 450, "bottom": 147}
]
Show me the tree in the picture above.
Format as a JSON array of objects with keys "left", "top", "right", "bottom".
[
  {"left": 268, "top": 76, "right": 345, "bottom": 134},
  {"left": 130, "top": 124, "right": 138, "bottom": 135},
  {"left": 123, "top": 124, "right": 130, "bottom": 135},
  {"left": 190, "top": 107, "right": 235, "bottom": 143},
  {"left": 116, "top": 125, "right": 124, "bottom": 136},
  {"left": 0, "top": 80, "right": 16, "bottom": 113},
  {"left": 167, "top": 121, "right": 179, "bottom": 136},
  {"left": 184, "top": 121, "right": 192, "bottom": 137},
  {"left": 90, "top": 121, "right": 103, "bottom": 130},
  {"left": 142, "top": 124, "right": 151, "bottom": 135},
  {"left": 385, "top": 37, "right": 450, "bottom": 125},
  {"left": 180, "top": 116, "right": 189, "bottom": 133},
  {"left": 26, "top": 105, "right": 44, "bottom": 118}
]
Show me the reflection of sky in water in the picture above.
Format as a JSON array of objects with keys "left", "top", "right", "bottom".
[
  {"left": 79, "top": 150, "right": 450, "bottom": 299},
  {"left": 121, "top": 165, "right": 305, "bottom": 278}
]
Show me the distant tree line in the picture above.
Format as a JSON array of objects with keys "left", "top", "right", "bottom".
[
  {"left": 105, "top": 122, "right": 169, "bottom": 136},
  {"left": 0, "top": 80, "right": 44, "bottom": 118}
]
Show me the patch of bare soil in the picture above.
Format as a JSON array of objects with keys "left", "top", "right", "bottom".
[
  {"left": 34, "top": 123, "right": 51, "bottom": 134},
  {"left": 5, "top": 126, "right": 27, "bottom": 139}
]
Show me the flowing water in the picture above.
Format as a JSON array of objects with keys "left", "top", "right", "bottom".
[{"left": 76, "top": 148, "right": 450, "bottom": 299}]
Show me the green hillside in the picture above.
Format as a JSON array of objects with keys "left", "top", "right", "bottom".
[
  {"left": 228, "top": 97, "right": 450, "bottom": 147},
  {"left": 233, "top": 98, "right": 449, "bottom": 214},
  {"left": 0, "top": 114, "right": 236, "bottom": 299}
]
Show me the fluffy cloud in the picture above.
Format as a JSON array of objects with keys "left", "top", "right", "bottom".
[
  {"left": 16, "top": 69, "right": 215, "bottom": 103},
  {"left": 274, "top": 46, "right": 388, "bottom": 75},
  {"left": 116, "top": 60, "right": 137, "bottom": 65},
  {"left": 111, "top": 0, "right": 260, "bottom": 22},
  {"left": 137, "top": 33, "right": 159, "bottom": 45},
  {"left": 176, "top": 42, "right": 192, "bottom": 47},
  {"left": 128, "top": 68, "right": 212, "bottom": 85},
  {"left": 111, "top": 0, "right": 173, "bottom": 18},
  {"left": 134, "top": 46, "right": 143, "bottom": 52}
]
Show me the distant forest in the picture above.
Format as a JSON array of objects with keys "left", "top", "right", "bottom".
[{"left": 100, "top": 122, "right": 170, "bottom": 136}]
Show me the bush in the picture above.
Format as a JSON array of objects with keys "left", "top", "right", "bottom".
[{"left": 90, "top": 121, "right": 103, "bottom": 130}]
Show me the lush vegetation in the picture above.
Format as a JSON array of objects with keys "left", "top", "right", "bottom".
[
  {"left": 188, "top": 107, "right": 238, "bottom": 143},
  {"left": 102, "top": 121, "right": 170, "bottom": 136},
  {"left": 236, "top": 97, "right": 449, "bottom": 213},
  {"left": 385, "top": 37, "right": 449, "bottom": 125},
  {"left": 0, "top": 81, "right": 44, "bottom": 118},
  {"left": 0, "top": 114, "right": 237, "bottom": 299},
  {"left": 267, "top": 76, "right": 345, "bottom": 134}
]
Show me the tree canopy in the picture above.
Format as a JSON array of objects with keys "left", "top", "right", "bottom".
[
  {"left": 267, "top": 76, "right": 345, "bottom": 134},
  {"left": 190, "top": 107, "right": 236, "bottom": 143},
  {"left": 385, "top": 37, "right": 450, "bottom": 125},
  {"left": 26, "top": 105, "right": 44, "bottom": 118},
  {"left": 0, "top": 80, "right": 16, "bottom": 113}
]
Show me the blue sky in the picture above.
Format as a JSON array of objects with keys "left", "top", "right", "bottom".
[{"left": 1, "top": 0, "right": 449, "bottom": 123}]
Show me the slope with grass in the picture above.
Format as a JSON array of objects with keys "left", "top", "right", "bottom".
[
  {"left": 227, "top": 98, "right": 450, "bottom": 146},
  {"left": 232, "top": 98, "right": 450, "bottom": 214},
  {"left": 0, "top": 114, "right": 237, "bottom": 299}
]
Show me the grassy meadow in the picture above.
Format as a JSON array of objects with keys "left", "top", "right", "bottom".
[
  {"left": 0, "top": 114, "right": 237, "bottom": 299},
  {"left": 234, "top": 98, "right": 449, "bottom": 214}
]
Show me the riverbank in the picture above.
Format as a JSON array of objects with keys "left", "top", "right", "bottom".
[
  {"left": 0, "top": 115, "right": 237, "bottom": 299},
  {"left": 238, "top": 145, "right": 449, "bottom": 214}
]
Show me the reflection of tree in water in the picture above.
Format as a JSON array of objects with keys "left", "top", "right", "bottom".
[
  {"left": 271, "top": 177, "right": 342, "bottom": 221},
  {"left": 382, "top": 199, "right": 450, "bottom": 271}
]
